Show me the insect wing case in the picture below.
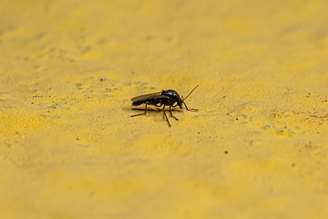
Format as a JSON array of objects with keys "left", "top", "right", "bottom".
[{"left": 131, "top": 92, "right": 162, "bottom": 106}]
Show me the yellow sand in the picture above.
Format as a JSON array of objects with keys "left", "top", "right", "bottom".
[{"left": 0, "top": 0, "right": 327, "bottom": 218}]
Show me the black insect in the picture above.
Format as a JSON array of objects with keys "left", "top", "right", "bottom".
[{"left": 130, "top": 85, "right": 199, "bottom": 127}]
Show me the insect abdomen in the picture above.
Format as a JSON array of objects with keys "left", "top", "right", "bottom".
[{"left": 132, "top": 99, "right": 145, "bottom": 106}]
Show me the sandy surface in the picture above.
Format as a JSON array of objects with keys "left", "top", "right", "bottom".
[{"left": 0, "top": 0, "right": 328, "bottom": 218}]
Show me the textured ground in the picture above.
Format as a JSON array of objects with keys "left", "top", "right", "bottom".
[{"left": 0, "top": 0, "right": 328, "bottom": 218}]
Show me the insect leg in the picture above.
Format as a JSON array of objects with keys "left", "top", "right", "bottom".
[
  {"left": 183, "top": 102, "right": 198, "bottom": 111},
  {"left": 162, "top": 105, "right": 171, "bottom": 127},
  {"left": 169, "top": 106, "right": 179, "bottom": 120},
  {"left": 156, "top": 103, "right": 163, "bottom": 112},
  {"left": 130, "top": 104, "right": 148, "bottom": 117}
]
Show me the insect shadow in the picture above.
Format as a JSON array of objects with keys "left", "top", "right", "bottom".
[{"left": 129, "top": 85, "right": 199, "bottom": 127}]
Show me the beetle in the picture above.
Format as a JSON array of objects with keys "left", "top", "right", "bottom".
[{"left": 130, "top": 85, "right": 198, "bottom": 127}]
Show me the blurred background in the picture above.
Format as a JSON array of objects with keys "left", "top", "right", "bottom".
[{"left": 0, "top": 0, "right": 327, "bottom": 218}]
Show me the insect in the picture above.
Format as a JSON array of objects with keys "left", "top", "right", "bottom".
[{"left": 130, "top": 85, "right": 199, "bottom": 127}]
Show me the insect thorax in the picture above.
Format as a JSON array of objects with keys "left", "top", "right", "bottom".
[
  {"left": 161, "top": 90, "right": 183, "bottom": 107},
  {"left": 161, "top": 90, "right": 179, "bottom": 98}
]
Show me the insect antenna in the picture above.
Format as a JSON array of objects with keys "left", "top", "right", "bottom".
[
  {"left": 182, "top": 85, "right": 199, "bottom": 101},
  {"left": 181, "top": 85, "right": 199, "bottom": 111}
]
